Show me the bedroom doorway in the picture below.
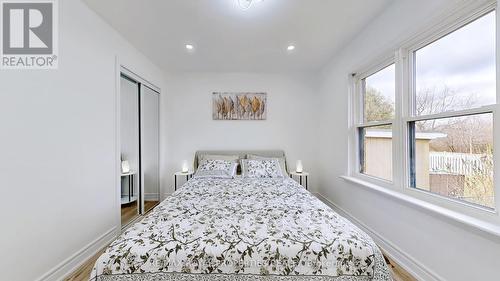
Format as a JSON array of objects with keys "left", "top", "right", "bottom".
[{"left": 119, "top": 68, "right": 160, "bottom": 227}]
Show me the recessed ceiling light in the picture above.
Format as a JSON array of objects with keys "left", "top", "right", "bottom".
[
  {"left": 238, "top": 0, "right": 264, "bottom": 10},
  {"left": 185, "top": 44, "right": 194, "bottom": 50},
  {"left": 287, "top": 45, "right": 296, "bottom": 51}
]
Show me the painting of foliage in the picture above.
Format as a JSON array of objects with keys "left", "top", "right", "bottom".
[{"left": 213, "top": 92, "right": 267, "bottom": 120}]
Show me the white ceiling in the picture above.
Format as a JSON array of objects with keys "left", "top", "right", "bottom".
[{"left": 84, "top": 0, "right": 392, "bottom": 72}]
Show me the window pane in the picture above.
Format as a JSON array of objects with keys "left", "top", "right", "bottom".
[
  {"left": 410, "top": 113, "right": 494, "bottom": 208},
  {"left": 363, "top": 64, "right": 395, "bottom": 122},
  {"left": 360, "top": 125, "right": 393, "bottom": 181},
  {"left": 415, "top": 12, "right": 496, "bottom": 116}
]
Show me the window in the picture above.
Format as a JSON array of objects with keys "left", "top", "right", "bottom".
[
  {"left": 352, "top": 6, "right": 497, "bottom": 211},
  {"left": 409, "top": 113, "right": 494, "bottom": 208},
  {"left": 409, "top": 11, "right": 496, "bottom": 209},
  {"left": 357, "top": 63, "right": 395, "bottom": 181},
  {"left": 360, "top": 124, "right": 393, "bottom": 181},
  {"left": 364, "top": 64, "right": 396, "bottom": 122},
  {"left": 414, "top": 12, "right": 496, "bottom": 115}
]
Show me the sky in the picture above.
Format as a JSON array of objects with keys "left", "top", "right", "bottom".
[
  {"left": 366, "top": 11, "right": 496, "bottom": 113},
  {"left": 365, "top": 63, "right": 395, "bottom": 104}
]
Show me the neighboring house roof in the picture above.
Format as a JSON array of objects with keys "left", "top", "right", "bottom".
[{"left": 365, "top": 129, "right": 447, "bottom": 140}]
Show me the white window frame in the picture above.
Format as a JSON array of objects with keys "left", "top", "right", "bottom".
[
  {"left": 348, "top": 0, "right": 500, "bottom": 226},
  {"left": 351, "top": 57, "right": 397, "bottom": 189}
]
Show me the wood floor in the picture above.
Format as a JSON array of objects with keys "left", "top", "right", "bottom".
[
  {"left": 66, "top": 201, "right": 159, "bottom": 281},
  {"left": 384, "top": 253, "right": 418, "bottom": 281},
  {"left": 121, "top": 201, "right": 158, "bottom": 226},
  {"left": 120, "top": 201, "right": 138, "bottom": 226},
  {"left": 65, "top": 248, "right": 105, "bottom": 281},
  {"left": 66, "top": 244, "right": 416, "bottom": 281}
]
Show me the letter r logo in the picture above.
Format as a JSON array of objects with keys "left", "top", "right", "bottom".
[{"left": 2, "top": 2, "right": 53, "bottom": 54}]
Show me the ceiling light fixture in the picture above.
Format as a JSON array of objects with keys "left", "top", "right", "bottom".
[
  {"left": 185, "top": 44, "right": 194, "bottom": 51},
  {"left": 287, "top": 45, "right": 296, "bottom": 51},
  {"left": 238, "top": 0, "right": 263, "bottom": 10}
]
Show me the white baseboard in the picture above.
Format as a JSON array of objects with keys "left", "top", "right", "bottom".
[
  {"left": 36, "top": 227, "right": 118, "bottom": 281},
  {"left": 144, "top": 192, "right": 160, "bottom": 201},
  {"left": 314, "top": 192, "right": 445, "bottom": 281}
]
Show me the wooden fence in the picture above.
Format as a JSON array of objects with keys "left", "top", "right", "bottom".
[{"left": 429, "top": 152, "right": 490, "bottom": 175}]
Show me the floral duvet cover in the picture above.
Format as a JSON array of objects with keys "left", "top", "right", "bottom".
[{"left": 91, "top": 177, "right": 391, "bottom": 281}]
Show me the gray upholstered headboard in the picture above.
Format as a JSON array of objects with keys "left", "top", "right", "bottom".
[{"left": 194, "top": 150, "right": 287, "bottom": 171}]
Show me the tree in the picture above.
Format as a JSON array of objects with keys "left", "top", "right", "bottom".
[
  {"left": 415, "top": 86, "right": 477, "bottom": 131},
  {"left": 463, "top": 145, "right": 494, "bottom": 208},
  {"left": 415, "top": 86, "right": 475, "bottom": 117},
  {"left": 414, "top": 86, "right": 492, "bottom": 154},
  {"left": 415, "top": 86, "right": 493, "bottom": 207},
  {"left": 364, "top": 87, "right": 394, "bottom": 122}
]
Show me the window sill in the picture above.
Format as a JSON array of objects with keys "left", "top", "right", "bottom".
[{"left": 340, "top": 175, "right": 500, "bottom": 240}]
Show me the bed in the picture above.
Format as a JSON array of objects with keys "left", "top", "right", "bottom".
[{"left": 91, "top": 151, "right": 391, "bottom": 281}]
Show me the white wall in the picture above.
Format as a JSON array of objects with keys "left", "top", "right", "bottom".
[
  {"left": 317, "top": 0, "right": 500, "bottom": 280},
  {"left": 161, "top": 72, "right": 319, "bottom": 195},
  {"left": 0, "top": 1, "right": 167, "bottom": 280}
]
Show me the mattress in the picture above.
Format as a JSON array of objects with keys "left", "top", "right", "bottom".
[{"left": 90, "top": 177, "right": 392, "bottom": 281}]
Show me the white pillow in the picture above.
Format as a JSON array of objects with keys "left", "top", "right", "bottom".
[
  {"left": 241, "top": 159, "right": 284, "bottom": 178},
  {"left": 197, "top": 154, "right": 239, "bottom": 167},
  {"left": 247, "top": 154, "right": 288, "bottom": 176},
  {"left": 194, "top": 159, "right": 237, "bottom": 179}
]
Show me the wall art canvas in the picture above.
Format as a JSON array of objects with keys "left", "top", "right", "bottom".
[{"left": 213, "top": 92, "right": 267, "bottom": 120}]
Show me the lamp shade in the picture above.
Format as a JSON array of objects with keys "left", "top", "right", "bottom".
[
  {"left": 121, "top": 160, "right": 130, "bottom": 174},
  {"left": 296, "top": 160, "right": 303, "bottom": 173},
  {"left": 181, "top": 160, "right": 189, "bottom": 173}
]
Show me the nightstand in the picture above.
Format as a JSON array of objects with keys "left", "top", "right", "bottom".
[
  {"left": 174, "top": 171, "right": 194, "bottom": 191},
  {"left": 289, "top": 171, "right": 309, "bottom": 190},
  {"left": 121, "top": 171, "right": 137, "bottom": 204}
]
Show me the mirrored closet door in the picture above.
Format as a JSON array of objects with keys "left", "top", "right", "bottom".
[
  {"left": 120, "top": 74, "right": 140, "bottom": 226},
  {"left": 120, "top": 70, "right": 160, "bottom": 227},
  {"left": 140, "top": 85, "right": 160, "bottom": 213}
]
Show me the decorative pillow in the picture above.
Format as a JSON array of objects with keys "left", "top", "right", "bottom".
[
  {"left": 247, "top": 154, "right": 288, "bottom": 176},
  {"left": 197, "top": 154, "right": 239, "bottom": 167},
  {"left": 241, "top": 159, "right": 284, "bottom": 178},
  {"left": 194, "top": 159, "right": 237, "bottom": 179}
]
